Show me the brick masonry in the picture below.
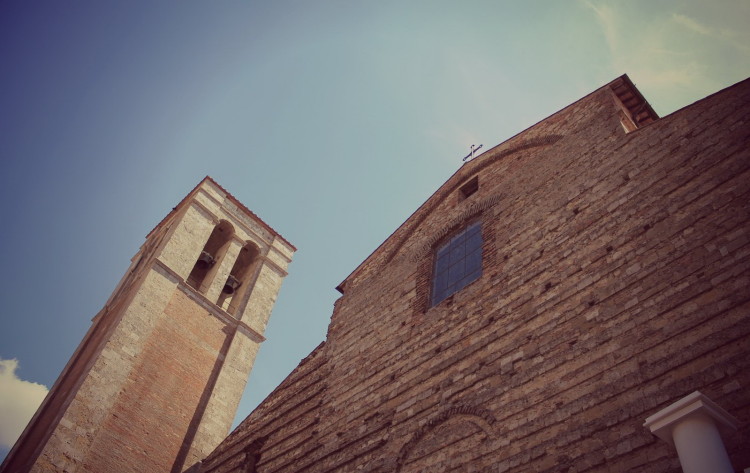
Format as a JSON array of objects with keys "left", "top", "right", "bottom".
[
  {"left": 1, "top": 178, "right": 294, "bottom": 473},
  {"left": 198, "top": 76, "right": 750, "bottom": 472}
]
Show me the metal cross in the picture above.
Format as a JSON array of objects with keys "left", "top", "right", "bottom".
[{"left": 463, "top": 144, "right": 483, "bottom": 162}]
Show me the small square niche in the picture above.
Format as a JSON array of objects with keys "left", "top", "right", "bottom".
[{"left": 460, "top": 176, "right": 479, "bottom": 199}]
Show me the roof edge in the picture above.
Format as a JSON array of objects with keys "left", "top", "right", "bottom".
[
  {"left": 335, "top": 74, "right": 651, "bottom": 293},
  {"left": 203, "top": 176, "right": 296, "bottom": 251},
  {"left": 146, "top": 176, "right": 296, "bottom": 251},
  {"left": 609, "top": 73, "right": 659, "bottom": 126}
]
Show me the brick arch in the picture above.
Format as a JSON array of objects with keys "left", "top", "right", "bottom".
[
  {"left": 410, "top": 199, "right": 502, "bottom": 315},
  {"left": 217, "top": 240, "right": 261, "bottom": 315},
  {"left": 187, "top": 219, "right": 235, "bottom": 293},
  {"left": 381, "top": 135, "right": 562, "bottom": 268},
  {"left": 395, "top": 405, "right": 496, "bottom": 472},
  {"left": 406, "top": 194, "right": 503, "bottom": 264}
]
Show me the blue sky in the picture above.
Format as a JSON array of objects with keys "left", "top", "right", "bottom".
[{"left": 1, "top": 0, "right": 748, "bottom": 461}]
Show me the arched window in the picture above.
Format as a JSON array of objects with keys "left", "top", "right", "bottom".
[
  {"left": 217, "top": 242, "right": 259, "bottom": 315},
  {"left": 187, "top": 220, "right": 234, "bottom": 293}
]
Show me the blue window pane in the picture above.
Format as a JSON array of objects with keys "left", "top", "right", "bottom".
[
  {"left": 466, "top": 231, "right": 482, "bottom": 251},
  {"left": 463, "top": 269, "right": 481, "bottom": 285},
  {"left": 443, "top": 283, "right": 456, "bottom": 297},
  {"left": 465, "top": 249, "right": 482, "bottom": 273},
  {"left": 431, "top": 222, "right": 483, "bottom": 306},
  {"left": 450, "top": 245, "right": 465, "bottom": 263},
  {"left": 454, "top": 278, "right": 467, "bottom": 293},
  {"left": 432, "top": 287, "right": 446, "bottom": 305},
  {"left": 437, "top": 245, "right": 450, "bottom": 259},
  {"left": 435, "top": 273, "right": 448, "bottom": 291},
  {"left": 448, "top": 260, "right": 465, "bottom": 283},
  {"left": 435, "top": 254, "right": 450, "bottom": 273}
]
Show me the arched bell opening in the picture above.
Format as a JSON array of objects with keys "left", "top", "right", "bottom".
[
  {"left": 217, "top": 242, "right": 260, "bottom": 315},
  {"left": 187, "top": 220, "right": 234, "bottom": 293}
]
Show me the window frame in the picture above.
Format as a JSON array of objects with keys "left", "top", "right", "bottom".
[{"left": 430, "top": 221, "right": 483, "bottom": 307}]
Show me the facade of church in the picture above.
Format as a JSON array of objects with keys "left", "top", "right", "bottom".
[
  {"left": 196, "top": 76, "right": 750, "bottom": 473},
  {"left": 3, "top": 75, "right": 748, "bottom": 473}
]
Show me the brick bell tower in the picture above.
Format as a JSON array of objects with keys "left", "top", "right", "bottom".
[{"left": 1, "top": 177, "right": 295, "bottom": 473}]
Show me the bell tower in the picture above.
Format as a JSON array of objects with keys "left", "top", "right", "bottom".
[{"left": 1, "top": 177, "right": 295, "bottom": 473}]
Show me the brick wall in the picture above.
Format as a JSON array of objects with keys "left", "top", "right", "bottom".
[
  {"left": 200, "top": 77, "right": 750, "bottom": 472},
  {"left": 30, "top": 268, "right": 180, "bottom": 473},
  {"left": 199, "top": 344, "right": 328, "bottom": 472},
  {"left": 82, "top": 289, "right": 227, "bottom": 472}
]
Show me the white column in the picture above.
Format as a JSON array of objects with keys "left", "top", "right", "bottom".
[{"left": 644, "top": 391, "right": 738, "bottom": 473}]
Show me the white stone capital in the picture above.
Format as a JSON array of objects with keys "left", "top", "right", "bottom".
[
  {"left": 644, "top": 391, "right": 738, "bottom": 445},
  {"left": 644, "top": 391, "right": 738, "bottom": 473}
]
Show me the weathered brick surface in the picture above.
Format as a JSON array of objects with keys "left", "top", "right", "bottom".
[
  {"left": 3, "top": 178, "right": 294, "bottom": 473},
  {"left": 160, "top": 203, "right": 218, "bottom": 280},
  {"left": 201, "top": 77, "right": 750, "bottom": 472},
  {"left": 81, "top": 289, "right": 226, "bottom": 473},
  {"left": 30, "top": 268, "right": 180, "bottom": 473},
  {"left": 184, "top": 329, "right": 262, "bottom": 469},
  {"left": 198, "top": 344, "right": 328, "bottom": 473}
]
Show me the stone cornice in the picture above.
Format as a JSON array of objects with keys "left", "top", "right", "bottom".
[{"left": 152, "top": 259, "right": 266, "bottom": 343}]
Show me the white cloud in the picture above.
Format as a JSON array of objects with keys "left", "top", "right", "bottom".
[
  {"left": 0, "top": 359, "right": 49, "bottom": 449},
  {"left": 583, "top": 1, "right": 620, "bottom": 52},
  {"left": 580, "top": 0, "right": 750, "bottom": 114},
  {"left": 672, "top": 13, "right": 711, "bottom": 36},
  {"left": 672, "top": 12, "right": 750, "bottom": 54}
]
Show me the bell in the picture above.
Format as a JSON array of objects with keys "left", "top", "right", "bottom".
[
  {"left": 196, "top": 251, "right": 215, "bottom": 268},
  {"left": 222, "top": 275, "right": 242, "bottom": 294}
]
